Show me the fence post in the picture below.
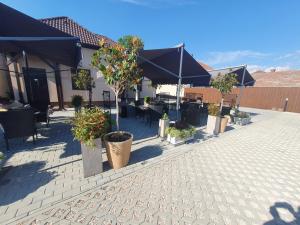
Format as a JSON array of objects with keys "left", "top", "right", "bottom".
[{"left": 283, "top": 98, "right": 288, "bottom": 112}]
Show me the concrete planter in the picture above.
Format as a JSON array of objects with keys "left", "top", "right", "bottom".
[
  {"left": 234, "top": 117, "right": 251, "bottom": 125},
  {"left": 81, "top": 138, "right": 103, "bottom": 178},
  {"left": 206, "top": 115, "right": 221, "bottom": 135},
  {"left": 158, "top": 119, "right": 169, "bottom": 138},
  {"left": 104, "top": 131, "right": 133, "bottom": 169},
  {"left": 167, "top": 134, "right": 194, "bottom": 146}
]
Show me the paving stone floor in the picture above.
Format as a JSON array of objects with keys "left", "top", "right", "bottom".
[{"left": 1, "top": 108, "right": 300, "bottom": 224}]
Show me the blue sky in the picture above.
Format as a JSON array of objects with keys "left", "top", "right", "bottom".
[{"left": 2, "top": 0, "right": 300, "bottom": 72}]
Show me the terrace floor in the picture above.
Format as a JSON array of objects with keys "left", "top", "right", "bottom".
[{"left": 1, "top": 108, "right": 300, "bottom": 225}]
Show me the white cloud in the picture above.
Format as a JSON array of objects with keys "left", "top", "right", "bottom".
[
  {"left": 247, "top": 65, "right": 290, "bottom": 73},
  {"left": 277, "top": 50, "right": 300, "bottom": 60},
  {"left": 205, "top": 50, "right": 268, "bottom": 66}
]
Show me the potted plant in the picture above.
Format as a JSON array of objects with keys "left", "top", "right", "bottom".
[
  {"left": 206, "top": 103, "right": 221, "bottom": 135},
  {"left": 92, "top": 35, "right": 144, "bottom": 169},
  {"left": 73, "top": 69, "right": 96, "bottom": 108},
  {"left": 166, "top": 121, "right": 196, "bottom": 145},
  {"left": 71, "top": 107, "right": 109, "bottom": 177},
  {"left": 0, "top": 152, "right": 5, "bottom": 170},
  {"left": 71, "top": 95, "right": 83, "bottom": 113},
  {"left": 159, "top": 113, "right": 169, "bottom": 138},
  {"left": 209, "top": 73, "right": 238, "bottom": 134},
  {"left": 144, "top": 96, "right": 151, "bottom": 107},
  {"left": 233, "top": 110, "right": 251, "bottom": 125}
]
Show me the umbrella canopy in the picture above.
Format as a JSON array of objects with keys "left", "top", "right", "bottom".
[
  {"left": 138, "top": 46, "right": 211, "bottom": 86},
  {"left": 209, "top": 66, "right": 255, "bottom": 86},
  {"left": 0, "top": 3, "right": 81, "bottom": 67}
]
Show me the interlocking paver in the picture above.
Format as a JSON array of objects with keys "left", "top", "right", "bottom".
[{"left": 2, "top": 108, "right": 300, "bottom": 224}]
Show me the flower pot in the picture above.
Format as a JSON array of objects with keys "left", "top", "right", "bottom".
[
  {"left": 219, "top": 117, "right": 229, "bottom": 133},
  {"left": 167, "top": 134, "right": 194, "bottom": 146},
  {"left": 158, "top": 119, "right": 169, "bottom": 138},
  {"left": 81, "top": 138, "right": 103, "bottom": 178},
  {"left": 104, "top": 131, "right": 133, "bottom": 169},
  {"left": 74, "top": 106, "right": 81, "bottom": 113},
  {"left": 206, "top": 115, "right": 221, "bottom": 135}
]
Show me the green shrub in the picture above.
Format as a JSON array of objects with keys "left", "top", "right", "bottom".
[
  {"left": 0, "top": 152, "right": 4, "bottom": 160},
  {"left": 161, "top": 113, "right": 169, "bottom": 120},
  {"left": 144, "top": 96, "right": 151, "bottom": 104},
  {"left": 71, "top": 107, "right": 110, "bottom": 147},
  {"left": 208, "top": 103, "right": 219, "bottom": 116},
  {"left": 71, "top": 95, "right": 83, "bottom": 108},
  {"left": 166, "top": 121, "right": 196, "bottom": 139}
]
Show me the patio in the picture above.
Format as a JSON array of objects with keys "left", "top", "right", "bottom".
[{"left": 0, "top": 108, "right": 300, "bottom": 224}]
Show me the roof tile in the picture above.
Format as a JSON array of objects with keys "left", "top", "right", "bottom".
[{"left": 39, "top": 16, "right": 115, "bottom": 48}]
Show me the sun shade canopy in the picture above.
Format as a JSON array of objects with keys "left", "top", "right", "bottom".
[
  {"left": 209, "top": 66, "right": 255, "bottom": 86},
  {"left": 138, "top": 46, "right": 211, "bottom": 86},
  {"left": 0, "top": 3, "right": 81, "bottom": 68}
]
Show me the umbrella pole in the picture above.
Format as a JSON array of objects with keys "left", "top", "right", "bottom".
[
  {"left": 176, "top": 44, "right": 184, "bottom": 121},
  {"left": 237, "top": 65, "right": 247, "bottom": 109}
]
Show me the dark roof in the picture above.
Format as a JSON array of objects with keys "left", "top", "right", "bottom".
[
  {"left": 139, "top": 46, "right": 211, "bottom": 86},
  {"left": 209, "top": 66, "right": 255, "bottom": 86},
  {"left": 39, "top": 17, "right": 115, "bottom": 49},
  {"left": 0, "top": 3, "right": 81, "bottom": 67}
]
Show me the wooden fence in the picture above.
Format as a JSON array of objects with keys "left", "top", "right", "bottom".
[{"left": 184, "top": 87, "right": 300, "bottom": 113}]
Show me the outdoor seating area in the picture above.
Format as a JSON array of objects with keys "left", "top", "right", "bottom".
[{"left": 0, "top": 2, "right": 299, "bottom": 224}]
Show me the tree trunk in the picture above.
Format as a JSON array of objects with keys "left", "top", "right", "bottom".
[
  {"left": 219, "top": 97, "right": 224, "bottom": 115},
  {"left": 115, "top": 92, "right": 119, "bottom": 131},
  {"left": 88, "top": 89, "right": 92, "bottom": 108}
]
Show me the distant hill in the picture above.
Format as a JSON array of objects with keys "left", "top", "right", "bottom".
[{"left": 252, "top": 70, "right": 300, "bottom": 87}]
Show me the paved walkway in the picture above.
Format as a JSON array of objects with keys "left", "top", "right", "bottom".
[{"left": 2, "top": 109, "right": 300, "bottom": 224}]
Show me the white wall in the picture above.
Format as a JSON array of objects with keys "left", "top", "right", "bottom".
[
  {"left": 0, "top": 54, "right": 10, "bottom": 98},
  {"left": 7, "top": 47, "right": 155, "bottom": 104},
  {"left": 156, "top": 84, "right": 185, "bottom": 97}
]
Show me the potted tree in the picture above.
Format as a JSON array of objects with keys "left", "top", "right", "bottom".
[
  {"left": 159, "top": 113, "right": 169, "bottom": 138},
  {"left": 144, "top": 96, "right": 151, "bottom": 107},
  {"left": 71, "top": 95, "right": 83, "bottom": 113},
  {"left": 206, "top": 103, "right": 221, "bottom": 135},
  {"left": 209, "top": 73, "right": 238, "bottom": 134},
  {"left": 92, "top": 35, "right": 143, "bottom": 169},
  {"left": 72, "top": 107, "right": 109, "bottom": 177},
  {"left": 73, "top": 69, "right": 95, "bottom": 108},
  {"left": 166, "top": 121, "right": 196, "bottom": 145}
]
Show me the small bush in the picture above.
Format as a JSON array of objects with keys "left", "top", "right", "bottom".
[
  {"left": 166, "top": 121, "right": 196, "bottom": 139},
  {"left": 161, "top": 113, "right": 169, "bottom": 120},
  {"left": 144, "top": 96, "right": 151, "bottom": 104},
  {"left": 71, "top": 95, "right": 83, "bottom": 108},
  {"left": 208, "top": 104, "right": 219, "bottom": 116},
  {"left": 71, "top": 107, "right": 110, "bottom": 147}
]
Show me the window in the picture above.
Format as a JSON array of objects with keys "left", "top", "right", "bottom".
[{"left": 71, "top": 68, "right": 91, "bottom": 90}]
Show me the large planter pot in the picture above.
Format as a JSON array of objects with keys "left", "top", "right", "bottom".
[
  {"left": 234, "top": 117, "right": 251, "bottom": 125},
  {"left": 158, "top": 119, "right": 169, "bottom": 138},
  {"left": 104, "top": 131, "right": 133, "bottom": 169},
  {"left": 206, "top": 115, "right": 221, "bottom": 135},
  {"left": 219, "top": 117, "right": 229, "bottom": 133},
  {"left": 167, "top": 134, "right": 194, "bottom": 146},
  {"left": 81, "top": 138, "right": 103, "bottom": 178}
]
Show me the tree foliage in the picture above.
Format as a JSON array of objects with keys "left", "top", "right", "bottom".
[
  {"left": 92, "top": 35, "right": 144, "bottom": 130},
  {"left": 210, "top": 73, "right": 238, "bottom": 96}
]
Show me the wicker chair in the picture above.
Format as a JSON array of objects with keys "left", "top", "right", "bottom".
[{"left": 0, "top": 108, "right": 37, "bottom": 150}]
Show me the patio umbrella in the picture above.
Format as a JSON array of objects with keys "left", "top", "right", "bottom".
[
  {"left": 208, "top": 65, "right": 255, "bottom": 107},
  {"left": 138, "top": 44, "right": 211, "bottom": 119},
  {"left": 0, "top": 2, "right": 81, "bottom": 68}
]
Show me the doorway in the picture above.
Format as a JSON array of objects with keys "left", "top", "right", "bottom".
[{"left": 23, "top": 68, "right": 50, "bottom": 111}]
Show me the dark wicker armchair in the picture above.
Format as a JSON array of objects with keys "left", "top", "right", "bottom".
[{"left": 0, "top": 108, "right": 37, "bottom": 150}]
